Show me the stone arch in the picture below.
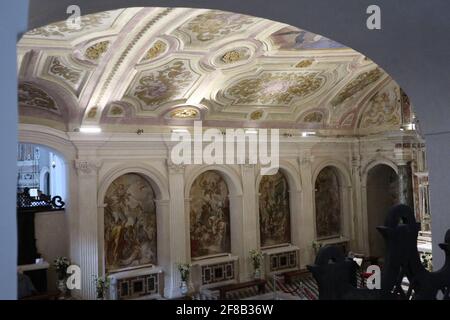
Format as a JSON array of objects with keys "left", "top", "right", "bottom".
[
  {"left": 255, "top": 162, "right": 302, "bottom": 248},
  {"left": 97, "top": 164, "right": 170, "bottom": 275},
  {"left": 185, "top": 165, "right": 244, "bottom": 261},
  {"left": 365, "top": 163, "right": 399, "bottom": 257},
  {"left": 98, "top": 164, "right": 169, "bottom": 205},
  {"left": 313, "top": 162, "right": 352, "bottom": 240}
]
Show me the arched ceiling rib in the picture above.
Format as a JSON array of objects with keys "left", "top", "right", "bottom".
[{"left": 17, "top": 7, "right": 414, "bottom": 135}]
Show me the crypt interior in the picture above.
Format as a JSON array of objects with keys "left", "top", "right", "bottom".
[{"left": 16, "top": 7, "right": 433, "bottom": 300}]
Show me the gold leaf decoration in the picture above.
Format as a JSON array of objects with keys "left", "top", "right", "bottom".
[
  {"left": 18, "top": 82, "right": 57, "bottom": 111},
  {"left": 85, "top": 41, "right": 110, "bottom": 61},
  {"left": 221, "top": 50, "right": 242, "bottom": 64},
  {"left": 49, "top": 57, "right": 81, "bottom": 84},
  {"left": 226, "top": 72, "right": 323, "bottom": 106},
  {"left": 250, "top": 110, "right": 264, "bottom": 120},
  {"left": 132, "top": 60, "right": 195, "bottom": 107},
  {"left": 359, "top": 89, "right": 400, "bottom": 129},
  {"left": 87, "top": 107, "right": 98, "bottom": 118},
  {"left": 182, "top": 11, "right": 256, "bottom": 43},
  {"left": 295, "top": 59, "right": 313, "bottom": 68},
  {"left": 303, "top": 111, "right": 323, "bottom": 123},
  {"left": 142, "top": 40, "right": 167, "bottom": 61},
  {"left": 331, "top": 68, "right": 383, "bottom": 106},
  {"left": 170, "top": 108, "right": 199, "bottom": 119},
  {"left": 109, "top": 105, "right": 124, "bottom": 116}
]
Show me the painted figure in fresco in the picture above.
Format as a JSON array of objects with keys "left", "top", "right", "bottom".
[
  {"left": 104, "top": 173, "right": 157, "bottom": 271},
  {"left": 315, "top": 167, "right": 342, "bottom": 238},
  {"left": 259, "top": 172, "right": 291, "bottom": 247},
  {"left": 190, "top": 171, "right": 231, "bottom": 258},
  {"left": 271, "top": 26, "right": 346, "bottom": 50}
]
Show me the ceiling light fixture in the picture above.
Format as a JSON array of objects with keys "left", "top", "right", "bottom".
[
  {"left": 79, "top": 126, "right": 102, "bottom": 133},
  {"left": 245, "top": 129, "right": 258, "bottom": 134},
  {"left": 301, "top": 131, "right": 316, "bottom": 137},
  {"left": 171, "top": 128, "right": 189, "bottom": 133}
]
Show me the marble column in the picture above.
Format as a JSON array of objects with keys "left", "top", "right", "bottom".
[
  {"left": 240, "top": 164, "right": 258, "bottom": 280},
  {"left": 167, "top": 160, "right": 187, "bottom": 298},
  {"left": 397, "top": 162, "right": 414, "bottom": 209},
  {"left": 74, "top": 159, "right": 100, "bottom": 300}
]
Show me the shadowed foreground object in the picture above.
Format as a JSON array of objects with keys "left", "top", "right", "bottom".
[{"left": 308, "top": 204, "right": 450, "bottom": 300}]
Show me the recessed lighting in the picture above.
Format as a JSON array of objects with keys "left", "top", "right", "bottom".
[
  {"left": 245, "top": 129, "right": 258, "bottom": 134},
  {"left": 80, "top": 126, "right": 102, "bottom": 133},
  {"left": 171, "top": 128, "right": 189, "bottom": 133},
  {"left": 301, "top": 131, "right": 316, "bottom": 137}
]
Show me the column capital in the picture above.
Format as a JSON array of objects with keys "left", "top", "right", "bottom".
[
  {"left": 74, "top": 159, "right": 100, "bottom": 176},
  {"left": 166, "top": 159, "right": 186, "bottom": 174},
  {"left": 298, "top": 154, "right": 314, "bottom": 166}
]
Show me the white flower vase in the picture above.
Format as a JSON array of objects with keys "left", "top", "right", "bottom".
[{"left": 180, "top": 280, "right": 189, "bottom": 296}]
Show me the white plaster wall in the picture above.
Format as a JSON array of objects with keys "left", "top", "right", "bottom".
[{"left": 34, "top": 210, "right": 69, "bottom": 291}]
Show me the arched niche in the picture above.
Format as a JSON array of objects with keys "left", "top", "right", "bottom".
[
  {"left": 98, "top": 165, "right": 170, "bottom": 275},
  {"left": 103, "top": 173, "right": 157, "bottom": 272},
  {"left": 366, "top": 164, "right": 399, "bottom": 257},
  {"left": 258, "top": 170, "right": 291, "bottom": 247},
  {"left": 189, "top": 170, "right": 231, "bottom": 258},
  {"left": 255, "top": 162, "right": 302, "bottom": 249},
  {"left": 314, "top": 166, "right": 345, "bottom": 239}
]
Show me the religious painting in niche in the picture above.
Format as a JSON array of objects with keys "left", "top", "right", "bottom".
[
  {"left": 259, "top": 171, "right": 291, "bottom": 247},
  {"left": 104, "top": 173, "right": 157, "bottom": 272},
  {"left": 190, "top": 171, "right": 231, "bottom": 258},
  {"left": 315, "top": 167, "right": 342, "bottom": 238}
]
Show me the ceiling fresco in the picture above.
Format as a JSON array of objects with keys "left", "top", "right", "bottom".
[
  {"left": 268, "top": 26, "right": 347, "bottom": 50},
  {"left": 17, "top": 7, "right": 413, "bottom": 135}
]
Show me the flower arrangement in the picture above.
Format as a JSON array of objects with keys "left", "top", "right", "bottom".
[
  {"left": 249, "top": 249, "right": 264, "bottom": 271},
  {"left": 177, "top": 263, "right": 192, "bottom": 282},
  {"left": 93, "top": 275, "right": 110, "bottom": 300},
  {"left": 53, "top": 256, "right": 70, "bottom": 280},
  {"left": 312, "top": 240, "right": 323, "bottom": 253}
]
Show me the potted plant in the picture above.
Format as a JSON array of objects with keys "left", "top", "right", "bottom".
[
  {"left": 93, "top": 275, "right": 110, "bottom": 300},
  {"left": 177, "top": 263, "right": 191, "bottom": 296},
  {"left": 53, "top": 256, "right": 70, "bottom": 295},
  {"left": 249, "top": 249, "right": 264, "bottom": 279}
]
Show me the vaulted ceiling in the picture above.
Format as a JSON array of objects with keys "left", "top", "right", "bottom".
[{"left": 17, "top": 7, "right": 413, "bottom": 135}]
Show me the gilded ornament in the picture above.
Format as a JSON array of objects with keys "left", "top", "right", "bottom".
[
  {"left": 49, "top": 57, "right": 81, "bottom": 84},
  {"left": 250, "top": 110, "right": 263, "bottom": 120},
  {"left": 142, "top": 40, "right": 167, "bottom": 61},
  {"left": 331, "top": 68, "right": 383, "bottom": 106},
  {"left": 87, "top": 107, "right": 98, "bottom": 118},
  {"left": 360, "top": 89, "right": 400, "bottom": 129},
  {"left": 221, "top": 50, "right": 242, "bottom": 64},
  {"left": 170, "top": 108, "right": 198, "bottom": 119},
  {"left": 295, "top": 59, "right": 313, "bottom": 68},
  {"left": 85, "top": 41, "right": 110, "bottom": 60},
  {"left": 303, "top": 111, "right": 323, "bottom": 123},
  {"left": 226, "top": 72, "right": 323, "bottom": 106},
  {"left": 18, "top": 82, "right": 57, "bottom": 111},
  {"left": 182, "top": 11, "right": 255, "bottom": 43},
  {"left": 109, "top": 105, "right": 124, "bottom": 116}
]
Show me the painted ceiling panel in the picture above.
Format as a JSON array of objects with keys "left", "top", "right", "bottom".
[{"left": 17, "top": 7, "right": 413, "bottom": 135}]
